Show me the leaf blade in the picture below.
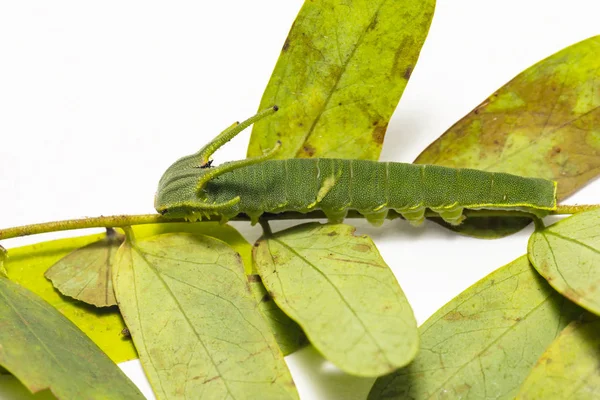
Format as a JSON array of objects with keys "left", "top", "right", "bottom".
[
  {"left": 415, "top": 36, "right": 600, "bottom": 198},
  {"left": 114, "top": 232, "right": 298, "bottom": 399},
  {"left": 248, "top": 0, "right": 435, "bottom": 160},
  {"left": 45, "top": 228, "right": 123, "bottom": 307},
  {"left": 248, "top": 275, "right": 308, "bottom": 356},
  {"left": 253, "top": 223, "right": 418, "bottom": 377},
  {"left": 5, "top": 234, "right": 137, "bottom": 364},
  {"left": 369, "top": 256, "right": 583, "bottom": 399},
  {"left": 516, "top": 317, "right": 600, "bottom": 399},
  {"left": 0, "top": 277, "right": 144, "bottom": 399},
  {"left": 528, "top": 208, "right": 600, "bottom": 315}
]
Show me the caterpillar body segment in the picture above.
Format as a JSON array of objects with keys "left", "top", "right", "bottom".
[
  {"left": 154, "top": 107, "right": 557, "bottom": 226},
  {"left": 155, "top": 158, "right": 557, "bottom": 226}
]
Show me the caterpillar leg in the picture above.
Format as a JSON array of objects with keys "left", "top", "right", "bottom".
[
  {"left": 364, "top": 209, "right": 389, "bottom": 226},
  {"left": 398, "top": 207, "right": 426, "bottom": 226},
  {"left": 431, "top": 206, "right": 465, "bottom": 226}
]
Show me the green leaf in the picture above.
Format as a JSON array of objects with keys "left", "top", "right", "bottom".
[
  {"left": 5, "top": 234, "right": 137, "bottom": 364},
  {"left": 368, "top": 256, "right": 583, "bottom": 400},
  {"left": 415, "top": 36, "right": 600, "bottom": 238},
  {"left": 528, "top": 208, "right": 600, "bottom": 316},
  {"left": 114, "top": 232, "right": 298, "bottom": 400},
  {"left": 253, "top": 222, "right": 418, "bottom": 377},
  {"left": 4, "top": 221, "right": 253, "bottom": 365},
  {"left": 0, "top": 276, "right": 144, "bottom": 399},
  {"left": 516, "top": 316, "right": 600, "bottom": 399},
  {"left": 248, "top": 0, "right": 435, "bottom": 160},
  {"left": 45, "top": 228, "right": 123, "bottom": 307},
  {"left": 248, "top": 275, "right": 308, "bottom": 356}
]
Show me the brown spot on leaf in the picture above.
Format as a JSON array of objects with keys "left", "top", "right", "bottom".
[
  {"left": 455, "top": 384, "right": 472, "bottom": 395},
  {"left": 303, "top": 144, "right": 316, "bottom": 157},
  {"left": 403, "top": 66, "right": 413, "bottom": 80},
  {"left": 444, "top": 311, "right": 478, "bottom": 321},
  {"left": 259, "top": 293, "right": 271, "bottom": 303},
  {"left": 327, "top": 231, "right": 337, "bottom": 237},
  {"left": 352, "top": 244, "right": 370, "bottom": 252},
  {"left": 282, "top": 37, "right": 290, "bottom": 52},
  {"left": 247, "top": 274, "right": 262, "bottom": 283},
  {"left": 372, "top": 122, "right": 388, "bottom": 145},
  {"left": 203, "top": 376, "right": 220, "bottom": 384}
]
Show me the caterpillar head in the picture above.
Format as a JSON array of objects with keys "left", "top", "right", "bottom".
[{"left": 154, "top": 106, "right": 279, "bottom": 220}]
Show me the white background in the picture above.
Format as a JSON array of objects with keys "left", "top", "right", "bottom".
[{"left": 0, "top": 1, "right": 599, "bottom": 399}]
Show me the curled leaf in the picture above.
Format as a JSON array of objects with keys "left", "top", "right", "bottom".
[
  {"left": 248, "top": 0, "right": 435, "bottom": 160},
  {"left": 248, "top": 274, "right": 308, "bottom": 356},
  {"left": 114, "top": 232, "right": 298, "bottom": 399},
  {"left": 45, "top": 228, "right": 123, "bottom": 307},
  {"left": 516, "top": 316, "right": 600, "bottom": 399},
  {"left": 369, "top": 256, "right": 583, "bottom": 399},
  {"left": 0, "top": 276, "right": 144, "bottom": 399},
  {"left": 529, "top": 208, "right": 600, "bottom": 316},
  {"left": 253, "top": 223, "right": 418, "bottom": 377}
]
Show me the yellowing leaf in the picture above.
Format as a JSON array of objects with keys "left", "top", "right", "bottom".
[
  {"left": 0, "top": 277, "right": 144, "bottom": 399},
  {"left": 253, "top": 223, "right": 418, "bottom": 377},
  {"left": 528, "top": 208, "right": 600, "bottom": 316},
  {"left": 248, "top": 275, "right": 308, "bottom": 356},
  {"left": 369, "top": 256, "right": 583, "bottom": 400},
  {"left": 248, "top": 0, "right": 435, "bottom": 160},
  {"left": 114, "top": 232, "right": 298, "bottom": 399},
  {"left": 5, "top": 234, "right": 137, "bottom": 364},
  {"left": 45, "top": 228, "right": 123, "bottom": 307},
  {"left": 415, "top": 36, "right": 600, "bottom": 238},
  {"left": 416, "top": 36, "right": 600, "bottom": 198},
  {"left": 516, "top": 317, "right": 600, "bottom": 399},
  {"left": 4, "top": 222, "right": 253, "bottom": 365}
]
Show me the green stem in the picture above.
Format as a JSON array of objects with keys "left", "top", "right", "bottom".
[{"left": 0, "top": 204, "right": 597, "bottom": 241}]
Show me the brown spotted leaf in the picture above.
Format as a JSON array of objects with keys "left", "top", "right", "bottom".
[
  {"left": 415, "top": 36, "right": 600, "bottom": 238},
  {"left": 253, "top": 223, "right": 418, "bottom": 377},
  {"left": 0, "top": 276, "right": 144, "bottom": 399},
  {"left": 369, "top": 256, "right": 583, "bottom": 399},
  {"left": 45, "top": 228, "right": 123, "bottom": 307},
  {"left": 114, "top": 232, "right": 298, "bottom": 399},
  {"left": 248, "top": 0, "right": 435, "bottom": 160}
]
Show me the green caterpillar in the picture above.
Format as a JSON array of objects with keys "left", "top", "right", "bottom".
[{"left": 155, "top": 107, "right": 557, "bottom": 226}]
